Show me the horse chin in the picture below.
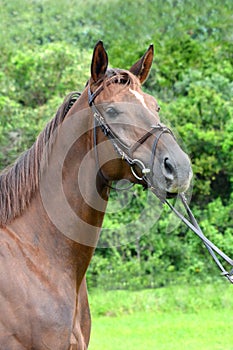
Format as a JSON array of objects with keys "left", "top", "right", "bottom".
[
  {"left": 166, "top": 191, "right": 178, "bottom": 199},
  {"left": 154, "top": 189, "right": 182, "bottom": 201},
  {"left": 146, "top": 181, "right": 180, "bottom": 201},
  {"left": 154, "top": 189, "right": 178, "bottom": 201}
]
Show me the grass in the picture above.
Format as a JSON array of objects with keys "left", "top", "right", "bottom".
[
  {"left": 89, "top": 310, "right": 233, "bottom": 350},
  {"left": 88, "top": 282, "right": 233, "bottom": 349}
]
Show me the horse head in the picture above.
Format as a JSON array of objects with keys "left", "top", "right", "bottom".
[{"left": 88, "top": 41, "right": 192, "bottom": 200}]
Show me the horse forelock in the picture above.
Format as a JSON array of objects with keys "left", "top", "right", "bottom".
[
  {"left": 0, "top": 91, "right": 81, "bottom": 227},
  {"left": 104, "top": 68, "right": 139, "bottom": 89}
]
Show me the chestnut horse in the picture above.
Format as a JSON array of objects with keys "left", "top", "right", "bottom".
[{"left": 0, "top": 42, "right": 192, "bottom": 349}]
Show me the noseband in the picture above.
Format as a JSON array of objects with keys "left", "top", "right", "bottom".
[{"left": 88, "top": 85, "right": 173, "bottom": 188}]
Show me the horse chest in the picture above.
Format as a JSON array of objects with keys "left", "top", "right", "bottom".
[{"left": 0, "top": 235, "right": 78, "bottom": 349}]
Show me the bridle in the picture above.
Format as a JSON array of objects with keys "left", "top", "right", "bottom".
[
  {"left": 88, "top": 84, "right": 173, "bottom": 191},
  {"left": 88, "top": 81, "right": 233, "bottom": 284}
]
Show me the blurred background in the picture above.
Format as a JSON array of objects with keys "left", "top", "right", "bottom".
[{"left": 0, "top": 0, "right": 233, "bottom": 348}]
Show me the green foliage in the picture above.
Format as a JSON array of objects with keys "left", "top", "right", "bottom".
[
  {"left": 0, "top": 0, "right": 232, "bottom": 289},
  {"left": 5, "top": 43, "right": 91, "bottom": 107},
  {"left": 0, "top": 42, "right": 91, "bottom": 168}
]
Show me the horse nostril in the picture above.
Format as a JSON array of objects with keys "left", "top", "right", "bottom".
[
  {"left": 164, "top": 157, "right": 174, "bottom": 174},
  {"left": 163, "top": 157, "right": 175, "bottom": 180}
]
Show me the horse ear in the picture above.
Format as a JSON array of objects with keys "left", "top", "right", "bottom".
[
  {"left": 91, "top": 41, "right": 108, "bottom": 82},
  {"left": 129, "top": 44, "right": 154, "bottom": 84}
]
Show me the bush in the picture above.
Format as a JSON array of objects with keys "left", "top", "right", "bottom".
[
  {"left": 0, "top": 0, "right": 232, "bottom": 289},
  {"left": 3, "top": 43, "right": 91, "bottom": 107}
]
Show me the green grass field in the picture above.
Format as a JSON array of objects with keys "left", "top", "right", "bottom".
[
  {"left": 89, "top": 310, "right": 232, "bottom": 350},
  {"left": 88, "top": 283, "right": 233, "bottom": 350}
]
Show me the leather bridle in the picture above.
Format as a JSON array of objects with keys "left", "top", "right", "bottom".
[
  {"left": 88, "top": 82, "right": 233, "bottom": 284},
  {"left": 88, "top": 85, "right": 173, "bottom": 191}
]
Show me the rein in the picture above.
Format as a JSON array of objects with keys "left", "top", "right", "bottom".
[
  {"left": 164, "top": 194, "right": 233, "bottom": 283},
  {"left": 88, "top": 83, "right": 233, "bottom": 284}
]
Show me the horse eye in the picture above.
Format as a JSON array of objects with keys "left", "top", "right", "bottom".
[
  {"left": 106, "top": 107, "right": 119, "bottom": 118},
  {"left": 157, "top": 105, "right": 161, "bottom": 112}
]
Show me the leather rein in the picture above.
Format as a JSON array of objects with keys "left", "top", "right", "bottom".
[{"left": 88, "top": 83, "right": 233, "bottom": 284}]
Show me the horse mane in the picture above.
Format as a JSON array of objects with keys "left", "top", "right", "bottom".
[
  {"left": 0, "top": 91, "right": 81, "bottom": 227},
  {"left": 0, "top": 69, "right": 139, "bottom": 227}
]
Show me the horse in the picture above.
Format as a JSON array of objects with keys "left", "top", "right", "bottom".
[{"left": 0, "top": 41, "right": 192, "bottom": 349}]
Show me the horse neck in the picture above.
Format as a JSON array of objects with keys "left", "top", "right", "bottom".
[{"left": 7, "top": 92, "right": 109, "bottom": 276}]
